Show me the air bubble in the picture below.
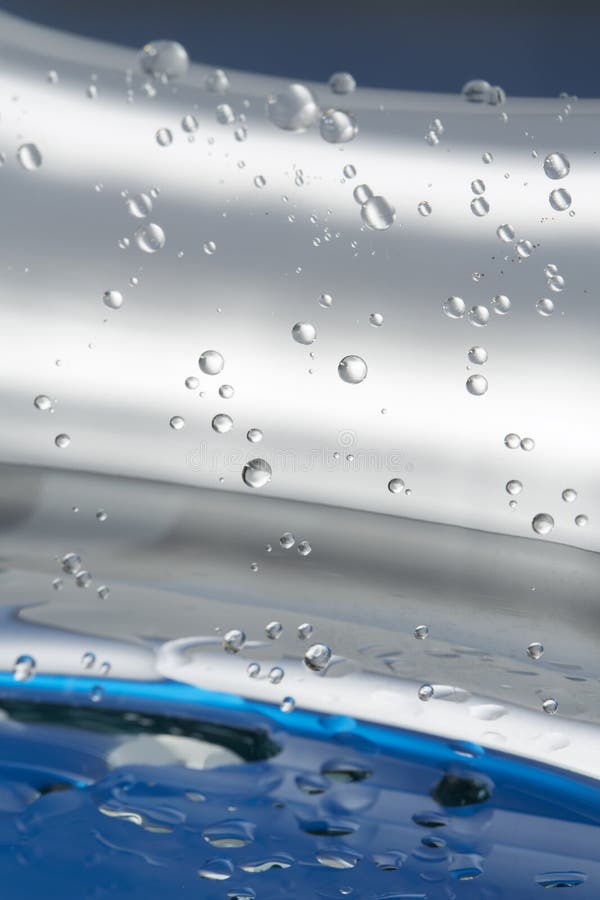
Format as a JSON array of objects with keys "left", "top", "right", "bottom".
[
  {"left": 417, "top": 201, "right": 432, "bottom": 216},
  {"left": 203, "top": 240, "right": 217, "bottom": 255},
  {"left": 496, "top": 223, "right": 515, "bottom": 243},
  {"left": 319, "top": 292, "right": 333, "bottom": 308},
  {"left": 536, "top": 297, "right": 554, "bottom": 316},
  {"left": 126, "top": 193, "right": 152, "bottom": 218},
  {"left": 471, "top": 197, "right": 490, "bottom": 217},
  {"left": 468, "top": 305, "right": 489, "bottom": 327},
  {"left": 471, "top": 179, "right": 485, "bottom": 195}
]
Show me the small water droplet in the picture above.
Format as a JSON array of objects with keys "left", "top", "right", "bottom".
[
  {"left": 527, "top": 642, "right": 544, "bottom": 660},
  {"left": 343, "top": 164, "right": 356, "bottom": 179},
  {"left": 13, "top": 654, "right": 36, "bottom": 682},
  {"left": 96, "top": 508, "right": 107, "bottom": 522},
  {"left": 55, "top": 433, "right": 70, "bottom": 449},
  {"left": 298, "top": 540, "right": 312, "bottom": 556},
  {"left": 90, "top": 685, "right": 103, "bottom": 703},
  {"left": 246, "top": 428, "right": 263, "bottom": 443},
  {"left": 247, "top": 662, "right": 261, "bottom": 678},
  {"left": 206, "top": 69, "right": 230, "bottom": 93},
  {"left": 466, "top": 374, "right": 488, "bottom": 395},
  {"left": 254, "top": 174, "right": 266, "bottom": 188},
  {"left": 203, "top": 240, "right": 217, "bottom": 255},
  {"left": 496, "top": 223, "right": 515, "bottom": 242},
  {"left": 575, "top": 514, "right": 588, "bottom": 527},
  {"left": 181, "top": 113, "right": 198, "bottom": 133},
  {"left": 536, "top": 297, "right": 555, "bottom": 316},
  {"left": 516, "top": 239, "right": 534, "bottom": 259},
  {"left": 388, "top": 478, "right": 405, "bottom": 494},
  {"left": 34, "top": 394, "right": 52, "bottom": 411},
  {"left": 353, "top": 184, "right": 373, "bottom": 205},
  {"left": 506, "top": 479, "right": 522, "bottom": 495},
  {"left": 280, "top": 696, "right": 295, "bottom": 713},
  {"left": 126, "top": 192, "right": 152, "bottom": 218},
  {"left": 549, "top": 188, "right": 571, "bottom": 211},
  {"left": 521, "top": 437, "right": 535, "bottom": 451},
  {"left": 470, "top": 196, "right": 490, "bottom": 217},
  {"left": 17, "top": 143, "right": 42, "bottom": 171},
  {"left": 155, "top": 128, "right": 173, "bottom": 147},
  {"left": 75, "top": 570, "right": 92, "bottom": 588},
  {"left": 467, "top": 305, "right": 489, "bottom": 327},
  {"left": 414, "top": 625, "right": 429, "bottom": 640},
  {"left": 97, "top": 585, "right": 110, "bottom": 600},
  {"left": 471, "top": 179, "right": 485, "bottom": 195},
  {"left": 542, "top": 697, "right": 558, "bottom": 715},
  {"left": 170, "top": 415, "right": 185, "bottom": 430},
  {"left": 266, "top": 621, "right": 283, "bottom": 640},
  {"left": 462, "top": 79, "right": 505, "bottom": 105},
  {"left": 504, "top": 433, "right": 521, "bottom": 449},
  {"left": 468, "top": 346, "right": 488, "bottom": 365},
  {"left": 418, "top": 683, "right": 434, "bottom": 701},
  {"left": 297, "top": 622, "right": 313, "bottom": 640},
  {"left": 562, "top": 488, "right": 577, "bottom": 503},
  {"left": 268, "top": 666, "right": 284, "bottom": 684},
  {"left": 369, "top": 312, "right": 383, "bottom": 327},
  {"left": 219, "top": 384, "right": 234, "bottom": 398},
  {"left": 329, "top": 71, "right": 356, "bottom": 94},
  {"left": 81, "top": 651, "right": 96, "bottom": 669},
  {"left": 491, "top": 294, "right": 511, "bottom": 315},
  {"left": 319, "top": 292, "right": 333, "bottom": 308},
  {"left": 482, "top": 151, "right": 493, "bottom": 164},
  {"left": 417, "top": 200, "right": 432, "bottom": 216},
  {"left": 185, "top": 376, "right": 199, "bottom": 390}
]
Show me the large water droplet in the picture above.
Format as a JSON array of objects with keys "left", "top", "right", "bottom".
[
  {"left": 17, "top": 143, "right": 42, "bottom": 171},
  {"left": 338, "top": 355, "right": 367, "bottom": 384},
  {"left": 138, "top": 40, "right": 189, "bottom": 81},
  {"left": 292, "top": 322, "right": 316, "bottom": 345},
  {"left": 543, "top": 152, "right": 570, "bottom": 180},
  {"left": 466, "top": 374, "right": 488, "bottom": 396},
  {"left": 266, "top": 84, "right": 319, "bottom": 132},
  {"left": 134, "top": 223, "right": 165, "bottom": 253},
  {"left": 199, "top": 350, "right": 224, "bottom": 375},
  {"left": 304, "top": 643, "right": 332, "bottom": 672},
  {"left": 242, "top": 458, "right": 272, "bottom": 488},
  {"left": 360, "top": 195, "right": 395, "bottom": 231},
  {"left": 532, "top": 513, "right": 554, "bottom": 535}
]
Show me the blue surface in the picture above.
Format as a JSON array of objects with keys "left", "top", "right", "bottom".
[{"left": 0, "top": 674, "right": 599, "bottom": 897}]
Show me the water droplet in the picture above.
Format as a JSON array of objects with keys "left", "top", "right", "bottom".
[
  {"left": 443, "top": 296, "right": 466, "bottom": 318},
  {"left": 470, "top": 197, "right": 490, "bottom": 217},
  {"left": 506, "top": 479, "right": 522, "bottom": 495},
  {"left": 292, "top": 322, "right": 316, "bottom": 345},
  {"left": 203, "top": 240, "right": 217, "bottom": 256},
  {"left": 360, "top": 195, "right": 395, "bottom": 231},
  {"left": 250, "top": 562, "right": 259, "bottom": 572},
  {"left": 471, "top": 179, "right": 485, "bottom": 195},
  {"left": 562, "top": 488, "right": 577, "bottom": 503},
  {"left": 298, "top": 622, "right": 313, "bottom": 640},
  {"left": 52, "top": 578, "right": 63, "bottom": 590},
  {"left": 99, "top": 661, "right": 111, "bottom": 677},
  {"left": 242, "top": 458, "right": 272, "bottom": 489},
  {"left": 542, "top": 697, "right": 558, "bottom": 715},
  {"left": 118, "top": 237, "right": 130, "bottom": 250},
  {"left": 353, "top": 184, "right": 373, "bottom": 205},
  {"left": 516, "top": 239, "right": 534, "bottom": 258},
  {"left": 521, "top": 436, "right": 535, "bottom": 451},
  {"left": 417, "top": 200, "right": 432, "bottom": 216},
  {"left": 343, "top": 164, "right": 356, "bottom": 179},
  {"left": 482, "top": 151, "right": 493, "bottom": 164},
  {"left": 185, "top": 376, "right": 199, "bottom": 390},
  {"left": 13, "top": 654, "right": 36, "bottom": 682},
  {"left": 55, "top": 433, "right": 70, "bottom": 449},
  {"left": 388, "top": 478, "right": 405, "bottom": 494},
  {"left": 369, "top": 312, "right": 383, "bottom": 327},
  {"left": 496, "top": 223, "right": 515, "bottom": 242},
  {"left": 127, "top": 192, "right": 152, "bottom": 218},
  {"left": 61, "top": 552, "right": 81, "bottom": 574},
  {"left": 338, "top": 355, "right": 367, "bottom": 384},
  {"left": 97, "top": 585, "right": 110, "bottom": 600},
  {"left": 212, "top": 414, "right": 233, "bottom": 434},
  {"left": 575, "top": 514, "right": 588, "bottom": 527},
  {"left": 491, "top": 294, "right": 511, "bottom": 315},
  {"left": 304, "top": 643, "right": 332, "bottom": 672},
  {"left": 223, "top": 629, "right": 246, "bottom": 653},
  {"left": 462, "top": 79, "right": 505, "bottom": 105},
  {"left": 138, "top": 40, "right": 189, "bottom": 80},
  {"left": 504, "top": 433, "right": 521, "bottom": 449},
  {"left": 548, "top": 274, "right": 565, "bottom": 292},
  {"left": 549, "top": 188, "right": 571, "bottom": 211},
  {"left": 468, "top": 305, "right": 489, "bottom": 327},
  {"left": 96, "top": 508, "right": 107, "bottom": 522},
  {"left": 280, "top": 532, "right": 295, "bottom": 549},
  {"left": 535, "top": 872, "right": 586, "bottom": 889},
  {"left": 17, "top": 143, "right": 42, "bottom": 171},
  {"left": 246, "top": 428, "right": 263, "bottom": 443},
  {"left": 206, "top": 69, "right": 230, "bottom": 93},
  {"left": 280, "top": 696, "right": 295, "bottom": 713},
  {"left": 532, "top": 513, "right": 554, "bottom": 535},
  {"left": 329, "top": 71, "right": 356, "bottom": 94},
  {"left": 466, "top": 374, "right": 488, "bottom": 396},
  {"left": 527, "top": 642, "right": 544, "bottom": 660},
  {"left": 418, "top": 684, "right": 434, "bottom": 701},
  {"left": 215, "top": 103, "right": 235, "bottom": 125},
  {"left": 219, "top": 384, "right": 234, "bottom": 398},
  {"left": 268, "top": 666, "right": 284, "bottom": 684},
  {"left": 536, "top": 297, "right": 555, "bottom": 316},
  {"left": 266, "top": 83, "right": 320, "bottom": 132},
  {"left": 75, "top": 570, "right": 92, "bottom": 588},
  {"left": 34, "top": 394, "right": 52, "bottom": 411},
  {"left": 47, "top": 69, "right": 58, "bottom": 83},
  {"left": 198, "top": 859, "right": 234, "bottom": 881},
  {"left": 319, "top": 109, "right": 358, "bottom": 143},
  {"left": 319, "top": 292, "right": 333, "bottom": 308},
  {"left": 266, "top": 621, "right": 283, "bottom": 640},
  {"left": 468, "top": 346, "right": 488, "bottom": 365},
  {"left": 199, "top": 350, "right": 224, "bottom": 375},
  {"left": 414, "top": 625, "right": 429, "bottom": 640},
  {"left": 81, "top": 651, "right": 96, "bottom": 669},
  {"left": 170, "top": 415, "right": 185, "bottom": 430},
  {"left": 544, "top": 263, "right": 559, "bottom": 277},
  {"left": 298, "top": 540, "right": 312, "bottom": 557},
  {"left": 253, "top": 174, "right": 266, "bottom": 189},
  {"left": 103, "top": 289, "right": 123, "bottom": 310},
  {"left": 543, "top": 152, "right": 570, "bottom": 180},
  {"left": 155, "top": 128, "right": 173, "bottom": 147},
  {"left": 247, "top": 662, "right": 260, "bottom": 678},
  {"left": 134, "top": 223, "right": 166, "bottom": 253},
  {"left": 179, "top": 114, "right": 198, "bottom": 134}
]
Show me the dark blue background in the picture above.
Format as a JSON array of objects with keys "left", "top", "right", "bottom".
[{"left": 1, "top": 0, "right": 599, "bottom": 97}]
